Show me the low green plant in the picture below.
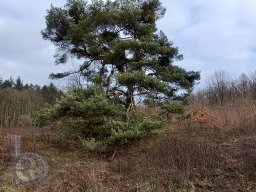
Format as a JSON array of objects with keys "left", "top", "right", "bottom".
[
  {"left": 35, "top": 88, "right": 164, "bottom": 151},
  {"left": 160, "top": 102, "right": 185, "bottom": 121},
  {"left": 176, "top": 113, "right": 191, "bottom": 121}
]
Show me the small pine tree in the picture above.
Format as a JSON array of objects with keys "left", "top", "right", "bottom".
[
  {"left": 2, "top": 76, "right": 14, "bottom": 89},
  {"left": 15, "top": 76, "right": 23, "bottom": 90},
  {"left": 35, "top": 88, "right": 164, "bottom": 151},
  {"left": 41, "top": 83, "right": 63, "bottom": 104}
]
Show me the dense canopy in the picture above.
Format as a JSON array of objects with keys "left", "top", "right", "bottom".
[{"left": 42, "top": 0, "right": 200, "bottom": 108}]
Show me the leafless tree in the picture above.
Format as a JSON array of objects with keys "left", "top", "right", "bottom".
[{"left": 207, "top": 70, "right": 229, "bottom": 106}]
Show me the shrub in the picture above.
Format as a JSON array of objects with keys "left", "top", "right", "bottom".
[
  {"left": 160, "top": 102, "right": 185, "bottom": 121},
  {"left": 35, "top": 88, "right": 164, "bottom": 151}
]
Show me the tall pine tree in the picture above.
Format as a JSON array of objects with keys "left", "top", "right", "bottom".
[{"left": 42, "top": 0, "right": 200, "bottom": 108}]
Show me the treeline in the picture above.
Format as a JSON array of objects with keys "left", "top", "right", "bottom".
[
  {"left": 0, "top": 76, "right": 62, "bottom": 127},
  {"left": 191, "top": 70, "right": 256, "bottom": 106}
]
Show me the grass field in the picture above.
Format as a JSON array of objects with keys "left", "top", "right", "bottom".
[{"left": 1, "top": 103, "right": 256, "bottom": 192}]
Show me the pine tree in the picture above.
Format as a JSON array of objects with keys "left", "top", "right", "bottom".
[
  {"left": 2, "top": 76, "right": 14, "bottom": 89},
  {"left": 41, "top": 83, "right": 63, "bottom": 104},
  {"left": 15, "top": 76, "right": 23, "bottom": 90},
  {"left": 0, "top": 76, "right": 2, "bottom": 90},
  {"left": 42, "top": 0, "right": 200, "bottom": 108}
]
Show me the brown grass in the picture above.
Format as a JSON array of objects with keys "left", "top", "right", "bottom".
[
  {"left": 0, "top": 127, "right": 49, "bottom": 163},
  {"left": 1, "top": 98, "right": 256, "bottom": 191}
]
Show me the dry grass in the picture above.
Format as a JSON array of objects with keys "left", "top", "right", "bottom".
[
  {"left": 1, "top": 98, "right": 256, "bottom": 191},
  {"left": 0, "top": 127, "right": 49, "bottom": 163}
]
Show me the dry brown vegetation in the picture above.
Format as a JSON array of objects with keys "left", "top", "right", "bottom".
[
  {"left": 0, "top": 88, "right": 44, "bottom": 128},
  {"left": 1, "top": 71, "right": 256, "bottom": 191},
  {"left": 1, "top": 94, "right": 256, "bottom": 191}
]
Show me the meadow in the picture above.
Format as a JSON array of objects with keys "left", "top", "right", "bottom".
[{"left": 1, "top": 92, "right": 256, "bottom": 191}]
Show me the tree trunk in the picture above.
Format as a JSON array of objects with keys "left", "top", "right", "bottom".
[{"left": 125, "top": 84, "right": 133, "bottom": 109}]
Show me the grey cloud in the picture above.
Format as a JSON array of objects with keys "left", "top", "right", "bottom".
[
  {"left": 1, "top": 0, "right": 256, "bottom": 87},
  {"left": 0, "top": 0, "right": 67, "bottom": 85},
  {"left": 158, "top": 0, "right": 256, "bottom": 87}
]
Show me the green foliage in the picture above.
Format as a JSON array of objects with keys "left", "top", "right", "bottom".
[
  {"left": 42, "top": 0, "right": 200, "bottom": 108},
  {"left": 40, "top": 83, "right": 63, "bottom": 104},
  {"left": 117, "top": 71, "right": 170, "bottom": 93},
  {"left": 15, "top": 76, "right": 23, "bottom": 90},
  {"left": 37, "top": 0, "right": 200, "bottom": 150},
  {"left": 175, "top": 113, "right": 191, "bottom": 121},
  {"left": 35, "top": 88, "right": 165, "bottom": 151},
  {"left": 161, "top": 102, "right": 185, "bottom": 114},
  {"left": 160, "top": 102, "right": 185, "bottom": 121},
  {"left": 0, "top": 76, "right": 15, "bottom": 89}
]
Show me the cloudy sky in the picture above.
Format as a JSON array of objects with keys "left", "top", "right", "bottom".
[{"left": 0, "top": 0, "right": 256, "bottom": 87}]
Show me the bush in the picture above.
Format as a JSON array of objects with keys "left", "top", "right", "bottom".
[
  {"left": 35, "top": 88, "right": 165, "bottom": 151},
  {"left": 160, "top": 102, "right": 185, "bottom": 121}
]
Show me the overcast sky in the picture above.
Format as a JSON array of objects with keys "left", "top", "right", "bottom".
[{"left": 0, "top": 0, "right": 256, "bottom": 88}]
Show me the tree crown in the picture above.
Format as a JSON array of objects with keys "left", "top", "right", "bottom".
[{"left": 42, "top": 0, "right": 200, "bottom": 107}]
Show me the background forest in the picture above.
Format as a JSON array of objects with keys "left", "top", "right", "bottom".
[{"left": 0, "top": 76, "right": 62, "bottom": 127}]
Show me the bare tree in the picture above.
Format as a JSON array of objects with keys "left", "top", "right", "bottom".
[
  {"left": 207, "top": 70, "right": 229, "bottom": 106},
  {"left": 190, "top": 71, "right": 256, "bottom": 106},
  {"left": 237, "top": 73, "right": 250, "bottom": 97},
  {"left": 66, "top": 73, "right": 84, "bottom": 91},
  {"left": 249, "top": 71, "right": 256, "bottom": 99}
]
